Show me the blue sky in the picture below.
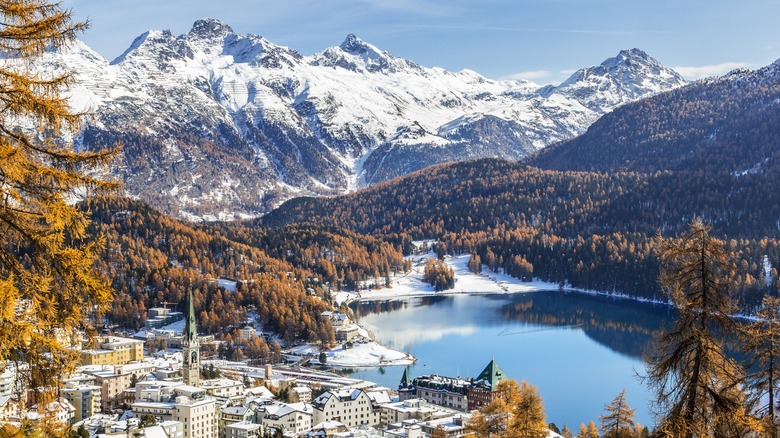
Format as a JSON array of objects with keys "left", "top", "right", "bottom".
[{"left": 62, "top": 0, "right": 780, "bottom": 84}]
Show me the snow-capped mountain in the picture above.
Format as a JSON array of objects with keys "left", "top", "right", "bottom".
[
  {"left": 43, "top": 19, "right": 686, "bottom": 220},
  {"left": 540, "top": 48, "right": 686, "bottom": 113}
]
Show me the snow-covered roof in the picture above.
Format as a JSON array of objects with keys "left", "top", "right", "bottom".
[
  {"left": 260, "top": 401, "right": 311, "bottom": 417},
  {"left": 221, "top": 405, "right": 248, "bottom": 416}
]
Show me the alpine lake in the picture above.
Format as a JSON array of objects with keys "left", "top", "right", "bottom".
[{"left": 347, "top": 291, "right": 678, "bottom": 429}]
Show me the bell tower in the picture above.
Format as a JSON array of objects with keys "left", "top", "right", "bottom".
[{"left": 182, "top": 286, "right": 200, "bottom": 387}]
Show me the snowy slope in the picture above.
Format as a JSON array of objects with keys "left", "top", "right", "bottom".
[{"left": 41, "top": 19, "right": 686, "bottom": 220}]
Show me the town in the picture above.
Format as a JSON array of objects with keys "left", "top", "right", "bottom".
[{"left": 0, "top": 288, "right": 527, "bottom": 438}]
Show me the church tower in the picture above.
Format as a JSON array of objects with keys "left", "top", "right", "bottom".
[{"left": 182, "top": 287, "right": 200, "bottom": 387}]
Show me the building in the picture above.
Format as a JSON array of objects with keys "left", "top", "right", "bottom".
[
  {"left": 201, "top": 378, "right": 245, "bottom": 403},
  {"left": 467, "top": 358, "right": 507, "bottom": 410},
  {"left": 145, "top": 307, "right": 184, "bottom": 329},
  {"left": 62, "top": 384, "right": 101, "bottom": 423},
  {"left": 384, "top": 420, "right": 424, "bottom": 438},
  {"left": 306, "top": 420, "right": 351, "bottom": 437},
  {"left": 238, "top": 326, "right": 256, "bottom": 341},
  {"left": 80, "top": 336, "right": 144, "bottom": 366},
  {"left": 311, "top": 387, "right": 379, "bottom": 428},
  {"left": 401, "top": 374, "right": 469, "bottom": 411},
  {"left": 399, "top": 358, "right": 507, "bottom": 412},
  {"left": 252, "top": 399, "right": 313, "bottom": 436},
  {"left": 182, "top": 287, "right": 201, "bottom": 387},
  {"left": 335, "top": 325, "right": 360, "bottom": 342},
  {"left": 225, "top": 421, "right": 262, "bottom": 438},
  {"left": 417, "top": 415, "right": 473, "bottom": 438},
  {"left": 131, "top": 384, "right": 217, "bottom": 438},
  {"left": 85, "top": 362, "right": 158, "bottom": 412},
  {"left": 220, "top": 403, "right": 253, "bottom": 438},
  {"left": 0, "top": 395, "right": 16, "bottom": 421},
  {"left": 321, "top": 311, "right": 348, "bottom": 327},
  {"left": 0, "top": 366, "right": 15, "bottom": 397},
  {"left": 378, "top": 398, "right": 457, "bottom": 427},
  {"left": 21, "top": 398, "right": 76, "bottom": 429},
  {"left": 292, "top": 385, "right": 313, "bottom": 403}
]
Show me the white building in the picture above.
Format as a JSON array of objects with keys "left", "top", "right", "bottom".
[
  {"left": 0, "top": 367, "right": 15, "bottom": 397},
  {"left": 292, "top": 385, "right": 312, "bottom": 403},
  {"left": 131, "top": 384, "right": 216, "bottom": 438},
  {"left": 201, "top": 378, "right": 245, "bottom": 402},
  {"left": 378, "top": 398, "right": 457, "bottom": 427},
  {"left": 252, "top": 399, "right": 313, "bottom": 436},
  {"left": 416, "top": 414, "right": 473, "bottom": 438},
  {"left": 311, "top": 388, "right": 380, "bottom": 428},
  {"left": 225, "top": 421, "right": 262, "bottom": 438}
]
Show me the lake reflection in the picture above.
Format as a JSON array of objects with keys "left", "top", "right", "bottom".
[{"left": 349, "top": 291, "right": 676, "bottom": 429}]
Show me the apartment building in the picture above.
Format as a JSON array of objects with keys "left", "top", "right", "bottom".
[
  {"left": 80, "top": 336, "right": 144, "bottom": 366},
  {"left": 311, "top": 387, "right": 379, "bottom": 428}
]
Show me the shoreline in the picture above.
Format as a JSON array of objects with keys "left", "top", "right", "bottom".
[{"left": 318, "top": 251, "right": 672, "bottom": 370}]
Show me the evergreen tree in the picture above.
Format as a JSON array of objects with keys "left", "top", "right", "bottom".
[
  {"left": 645, "top": 219, "right": 749, "bottom": 437},
  {"left": 139, "top": 414, "right": 157, "bottom": 428},
  {"left": 744, "top": 294, "right": 780, "bottom": 437},
  {"left": 0, "top": 1, "right": 118, "bottom": 435},
  {"left": 599, "top": 389, "right": 635, "bottom": 438}
]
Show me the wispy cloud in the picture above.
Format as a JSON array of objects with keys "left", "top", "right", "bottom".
[
  {"left": 673, "top": 62, "right": 752, "bottom": 80},
  {"left": 502, "top": 70, "right": 552, "bottom": 81}
]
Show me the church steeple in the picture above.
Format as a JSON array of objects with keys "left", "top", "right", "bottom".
[
  {"left": 400, "top": 366, "right": 412, "bottom": 389},
  {"left": 185, "top": 286, "right": 197, "bottom": 343},
  {"left": 182, "top": 286, "right": 200, "bottom": 387}
]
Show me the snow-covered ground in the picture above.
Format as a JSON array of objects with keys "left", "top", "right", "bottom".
[
  {"left": 352, "top": 251, "right": 566, "bottom": 302},
  {"left": 290, "top": 327, "right": 413, "bottom": 368},
  {"left": 319, "top": 249, "right": 573, "bottom": 369}
]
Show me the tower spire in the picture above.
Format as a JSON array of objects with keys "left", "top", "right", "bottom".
[
  {"left": 185, "top": 285, "right": 197, "bottom": 343},
  {"left": 182, "top": 284, "right": 200, "bottom": 386}
]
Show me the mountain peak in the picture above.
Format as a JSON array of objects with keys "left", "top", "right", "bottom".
[
  {"left": 311, "top": 33, "right": 406, "bottom": 73},
  {"left": 339, "top": 33, "right": 384, "bottom": 58},
  {"left": 188, "top": 18, "right": 234, "bottom": 39},
  {"left": 340, "top": 33, "right": 365, "bottom": 52},
  {"left": 546, "top": 48, "right": 686, "bottom": 113},
  {"left": 617, "top": 48, "right": 650, "bottom": 59},
  {"left": 602, "top": 48, "right": 654, "bottom": 69}
]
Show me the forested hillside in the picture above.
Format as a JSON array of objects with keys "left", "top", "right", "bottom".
[
  {"left": 83, "top": 198, "right": 404, "bottom": 343},
  {"left": 257, "top": 159, "right": 780, "bottom": 308},
  {"left": 85, "top": 59, "right": 780, "bottom": 336},
  {"left": 530, "top": 61, "right": 780, "bottom": 175}
]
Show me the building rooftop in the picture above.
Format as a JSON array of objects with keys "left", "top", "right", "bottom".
[{"left": 226, "top": 421, "right": 261, "bottom": 431}]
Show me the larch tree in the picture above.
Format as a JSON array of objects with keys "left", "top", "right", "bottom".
[
  {"left": 599, "top": 389, "right": 635, "bottom": 438},
  {"left": 467, "top": 379, "right": 543, "bottom": 438},
  {"left": 0, "top": 0, "right": 118, "bottom": 435},
  {"left": 645, "top": 219, "right": 749, "bottom": 437},
  {"left": 509, "top": 380, "right": 548, "bottom": 438},
  {"left": 586, "top": 420, "right": 599, "bottom": 438},
  {"left": 466, "top": 395, "right": 510, "bottom": 437},
  {"left": 744, "top": 294, "right": 780, "bottom": 437}
]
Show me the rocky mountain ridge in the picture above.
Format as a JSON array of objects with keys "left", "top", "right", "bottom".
[{"left": 43, "top": 18, "right": 686, "bottom": 220}]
